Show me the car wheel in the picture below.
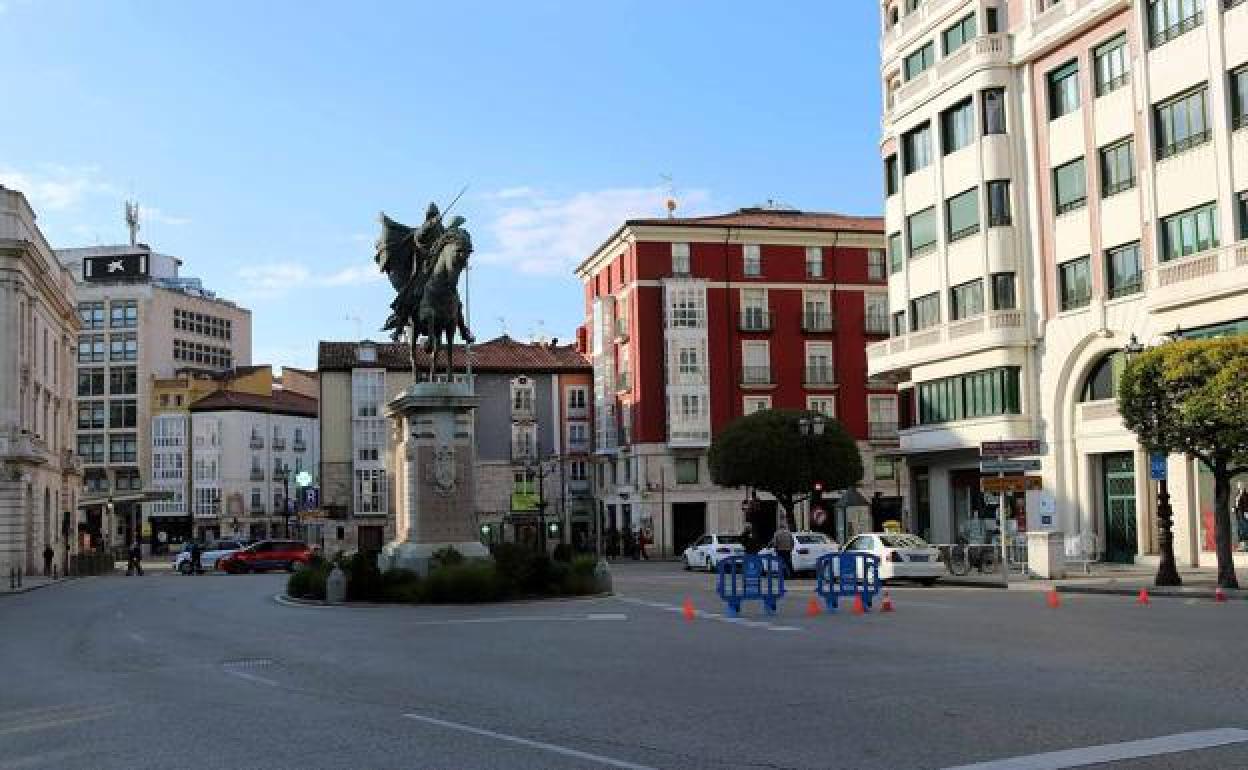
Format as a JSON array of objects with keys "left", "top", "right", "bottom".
[
  {"left": 178, "top": 562, "right": 191, "bottom": 575},
  {"left": 286, "top": 561, "right": 298, "bottom": 573}
]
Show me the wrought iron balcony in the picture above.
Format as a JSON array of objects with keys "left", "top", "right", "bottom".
[
  {"left": 250, "top": 468, "right": 265, "bottom": 481},
  {"left": 869, "top": 420, "right": 899, "bottom": 441},
  {"left": 272, "top": 437, "right": 286, "bottom": 450},
  {"left": 740, "top": 366, "right": 772, "bottom": 386},
  {"left": 802, "top": 312, "right": 836, "bottom": 332},
  {"left": 293, "top": 439, "right": 307, "bottom": 452},
  {"left": 803, "top": 366, "right": 836, "bottom": 386},
  {"left": 864, "top": 314, "right": 890, "bottom": 335},
  {"left": 249, "top": 436, "right": 264, "bottom": 449},
  {"left": 738, "top": 310, "right": 773, "bottom": 332}
]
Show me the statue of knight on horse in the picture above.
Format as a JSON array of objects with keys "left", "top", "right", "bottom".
[{"left": 374, "top": 200, "right": 475, "bottom": 380}]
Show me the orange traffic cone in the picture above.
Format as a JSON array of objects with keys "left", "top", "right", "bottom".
[
  {"left": 681, "top": 598, "right": 695, "bottom": 621},
  {"left": 880, "top": 591, "right": 894, "bottom": 613},
  {"left": 1046, "top": 588, "right": 1061, "bottom": 609},
  {"left": 1137, "top": 588, "right": 1151, "bottom": 606},
  {"left": 805, "top": 596, "right": 821, "bottom": 617},
  {"left": 1215, "top": 587, "right": 1227, "bottom": 603},
  {"left": 851, "top": 594, "right": 865, "bottom": 615}
]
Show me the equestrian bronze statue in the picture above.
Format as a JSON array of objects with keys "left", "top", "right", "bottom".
[{"left": 374, "top": 202, "right": 475, "bottom": 380}]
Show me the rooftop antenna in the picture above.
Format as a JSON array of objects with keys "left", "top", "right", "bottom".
[
  {"left": 660, "top": 173, "right": 677, "bottom": 218},
  {"left": 532, "top": 319, "right": 548, "bottom": 344},
  {"left": 345, "top": 314, "right": 362, "bottom": 340},
  {"left": 497, "top": 315, "right": 509, "bottom": 337},
  {"left": 124, "top": 200, "right": 140, "bottom": 246}
]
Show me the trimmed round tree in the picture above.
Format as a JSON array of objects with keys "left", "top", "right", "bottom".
[
  {"left": 1118, "top": 336, "right": 1248, "bottom": 589},
  {"left": 708, "top": 409, "right": 863, "bottom": 529}
]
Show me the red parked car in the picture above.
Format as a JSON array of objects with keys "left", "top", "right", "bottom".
[{"left": 219, "top": 540, "right": 311, "bottom": 574}]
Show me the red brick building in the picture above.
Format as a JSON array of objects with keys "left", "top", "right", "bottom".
[{"left": 574, "top": 207, "right": 903, "bottom": 555}]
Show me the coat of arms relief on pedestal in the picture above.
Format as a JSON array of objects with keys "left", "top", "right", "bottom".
[{"left": 425, "top": 444, "right": 457, "bottom": 496}]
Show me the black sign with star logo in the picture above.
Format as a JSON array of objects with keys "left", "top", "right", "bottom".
[{"left": 83, "top": 254, "right": 148, "bottom": 282}]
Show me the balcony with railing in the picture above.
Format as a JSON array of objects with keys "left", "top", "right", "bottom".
[
  {"left": 803, "top": 366, "right": 837, "bottom": 387},
  {"left": 801, "top": 311, "right": 836, "bottom": 333},
  {"left": 866, "top": 309, "right": 1028, "bottom": 377},
  {"left": 740, "top": 366, "right": 773, "bottom": 386},
  {"left": 249, "top": 434, "right": 264, "bottom": 449},
  {"left": 738, "top": 310, "right": 773, "bottom": 332},
  {"left": 249, "top": 501, "right": 267, "bottom": 515},
  {"left": 865, "top": 313, "right": 890, "bottom": 335},
  {"left": 511, "top": 444, "right": 536, "bottom": 464},
  {"left": 869, "top": 420, "right": 900, "bottom": 442},
  {"left": 272, "top": 437, "right": 286, "bottom": 450},
  {"left": 293, "top": 438, "right": 307, "bottom": 452},
  {"left": 888, "top": 34, "right": 1011, "bottom": 122},
  {"left": 1146, "top": 241, "right": 1248, "bottom": 312},
  {"left": 249, "top": 468, "right": 264, "bottom": 481}
]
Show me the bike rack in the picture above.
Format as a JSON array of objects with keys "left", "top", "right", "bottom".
[
  {"left": 716, "top": 554, "right": 785, "bottom": 616},
  {"left": 814, "top": 552, "right": 881, "bottom": 612}
]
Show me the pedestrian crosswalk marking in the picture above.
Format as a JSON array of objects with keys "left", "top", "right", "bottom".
[{"left": 943, "top": 728, "right": 1248, "bottom": 770}]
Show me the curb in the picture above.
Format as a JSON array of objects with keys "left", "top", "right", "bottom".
[
  {"left": 0, "top": 576, "right": 81, "bottom": 598},
  {"left": 275, "top": 591, "right": 615, "bottom": 609},
  {"left": 1056, "top": 585, "right": 1248, "bottom": 601}
]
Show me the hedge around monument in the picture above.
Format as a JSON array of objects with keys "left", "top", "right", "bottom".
[{"left": 286, "top": 545, "right": 600, "bottom": 604}]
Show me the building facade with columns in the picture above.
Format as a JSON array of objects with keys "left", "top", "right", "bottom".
[
  {"left": 0, "top": 186, "right": 82, "bottom": 576},
  {"left": 873, "top": 0, "right": 1248, "bottom": 565}
]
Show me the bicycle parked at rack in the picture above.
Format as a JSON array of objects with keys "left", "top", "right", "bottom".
[{"left": 943, "top": 542, "right": 998, "bottom": 576}]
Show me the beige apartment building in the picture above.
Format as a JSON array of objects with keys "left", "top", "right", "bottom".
[
  {"left": 57, "top": 240, "right": 251, "bottom": 550},
  {"left": 873, "top": 0, "right": 1248, "bottom": 567},
  {"left": 0, "top": 186, "right": 82, "bottom": 576}
]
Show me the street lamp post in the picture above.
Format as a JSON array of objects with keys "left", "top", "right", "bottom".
[
  {"left": 526, "top": 458, "right": 555, "bottom": 554},
  {"left": 1124, "top": 332, "right": 1182, "bottom": 587},
  {"left": 798, "top": 413, "right": 827, "bottom": 532},
  {"left": 281, "top": 467, "right": 291, "bottom": 539}
]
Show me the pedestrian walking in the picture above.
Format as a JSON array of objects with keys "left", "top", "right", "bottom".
[
  {"left": 126, "top": 540, "right": 144, "bottom": 576},
  {"left": 740, "top": 522, "right": 755, "bottom": 555},
  {"left": 606, "top": 527, "right": 620, "bottom": 560},
  {"left": 189, "top": 540, "right": 203, "bottom": 575},
  {"left": 774, "top": 523, "right": 795, "bottom": 578},
  {"left": 42, "top": 544, "right": 54, "bottom": 576},
  {"left": 637, "top": 529, "right": 650, "bottom": 561}
]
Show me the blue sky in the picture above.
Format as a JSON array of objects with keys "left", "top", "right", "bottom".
[{"left": 1, "top": 0, "right": 883, "bottom": 368}]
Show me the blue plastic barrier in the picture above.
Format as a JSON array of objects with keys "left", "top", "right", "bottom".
[
  {"left": 716, "top": 554, "right": 785, "bottom": 616},
  {"left": 814, "top": 552, "right": 881, "bottom": 612}
]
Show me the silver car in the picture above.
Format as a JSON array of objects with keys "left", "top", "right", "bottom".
[{"left": 173, "top": 539, "right": 247, "bottom": 574}]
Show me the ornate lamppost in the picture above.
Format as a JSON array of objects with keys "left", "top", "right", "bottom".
[{"left": 797, "top": 413, "right": 827, "bottom": 531}]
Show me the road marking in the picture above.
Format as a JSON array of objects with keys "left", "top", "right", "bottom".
[
  {"left": 586, "top": 613, "right": 628, "bottom": 621},
  {"left": 223, "top": 667, "right": 279, "bottom": 687},
  {"left": 615, "top": 597, "right": 802, "bottom": 633},
  {"left": 402, "top": 713, "right": 657, "bottom": 770},
  {"left": 943, "top": 728, "right": 1248, "bottom": 770},
  {"left": 127, "top": 632, "right": 145, "bottom": 643},
  {"left": 0, "top": 705, "right": 114, "bottom": 737}
]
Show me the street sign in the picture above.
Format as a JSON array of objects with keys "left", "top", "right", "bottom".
[
  {"left": 306, "top": 488, "right": 319, "bottom": 508},
  {"left": 981, "top": 439, "right": 1042, "bottom": 457},
  {"left": 1150, "top": 453, "right": 1168, "bottom": 481},
  {"left": 980, "top": 459, "right": 1042, "bottom": 474},
  {"left": 981, "top": 475, "right": 1043, "bottom": 493}
]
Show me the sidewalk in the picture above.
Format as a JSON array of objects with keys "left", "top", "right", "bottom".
[
  {"left": 1, "top": 574, "right": 74, "bottom": 596},
  {"left": 939, "top": 562, "right": 1247, "bottom": 600}
]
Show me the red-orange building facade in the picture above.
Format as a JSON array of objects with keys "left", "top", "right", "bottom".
[{"left": 575, "top": 208, "right": 905, "bottom": 555}]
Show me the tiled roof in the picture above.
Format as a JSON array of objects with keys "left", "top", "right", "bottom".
[
  {"left": 318, "top": 334, "right": 591, "bottom": 372},
  {"left": 626, "top": 208, "right": 884, "bottom": 233},
  {"left": 189, "top": 388, "right": 318, "bottom": 417}
]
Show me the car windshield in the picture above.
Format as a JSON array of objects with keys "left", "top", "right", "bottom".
[
  {"left": 880, "top": 534, "right": 928, "bottom": 548},
  {"left": 715, "top": 535, "right": 743, "bottom": 544},
  {"left": 796, "top": 534, "right": 829, "bottom": 544}
]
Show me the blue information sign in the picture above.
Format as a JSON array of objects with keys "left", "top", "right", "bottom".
[{"left": 1150, "top": 453, "right": 1168, "bottom": 481}]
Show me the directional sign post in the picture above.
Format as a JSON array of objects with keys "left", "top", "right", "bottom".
[
  {"left": 1149, "top": 453, "right": 1168, "bottom": 481},
  {"left": 979, "top": 440, "right": 1041, "bottom": 587},
  {"left": 980, "top": 459, "right": 1042, "bottom": 474},
  {"left": 980, "top": 439, "right": 1042, "bottom": 458}
]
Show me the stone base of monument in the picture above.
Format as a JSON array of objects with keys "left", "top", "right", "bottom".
[
  {"left": 377, "top": 380, "right": 492, "bottom": 577},
  {"left": 377, "top": 540, "right": 491, "bottom": 576}
]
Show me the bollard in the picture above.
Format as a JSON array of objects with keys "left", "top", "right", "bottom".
[
  {"left": 593, "top": 559, "right": 613, "bottom": 594},
  {"left": 326, "top": 565, "right": 347, "bottom": 604}
]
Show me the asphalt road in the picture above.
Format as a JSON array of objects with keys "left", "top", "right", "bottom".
[{"left": 3, "top": 561, "right": 1248, "bottom": 770}]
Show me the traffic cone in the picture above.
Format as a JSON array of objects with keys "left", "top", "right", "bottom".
[
  {"left": 1215, "top": 586, "right": 1227, "bottom": 603},
  {"left": 1136, "top": 588, "right": 1151, "bottom": 606},
  {"left": 681, "top": 598, "right": 695, "bottom": 621},
  {"left": 1046, "top": 588, "right": 1061, "bottom": 609},
  {"left": 805, "top": 596, "right": 821, "bottom": 617},
  {"left": 880, "top": 591, "right": 894, "bottom": 613},
  {"left": 851, "top": 594, "right": 865, "bottom": 615}
]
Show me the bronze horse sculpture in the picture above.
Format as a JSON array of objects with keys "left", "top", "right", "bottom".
[{"left": 375, "top": 204, "right": 475, "bottom": 380}]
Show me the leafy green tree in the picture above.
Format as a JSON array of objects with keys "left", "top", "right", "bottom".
[
  {"left": 1118, "top": 337, "right": 1248, "bottom": 588},
  {"left": 709, "top": 409, "right": 863, "bottom": 528}
]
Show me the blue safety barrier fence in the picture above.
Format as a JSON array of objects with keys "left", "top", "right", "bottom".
[
  {"left": 814, "top": 551, "right": 881, "bottom": 612},
  {"left": 716, "top": 553, "right": 785, "bottom": 616}
]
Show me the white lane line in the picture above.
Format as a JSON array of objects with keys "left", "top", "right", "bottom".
[
  {"left": 943, "top": 728, "right": 1248, "bottom": 770},
  {"left": 615, "top": 597, "right": 801, "bottom": 633},
  {"left": 586, "top": 613, "right": 628, "bottom": 621},
  {"left": 403, "top": 713, "right": 657, "bottom": 770},
  {"left": 223, "top": 668, "right": 279, "bottom": 687}
]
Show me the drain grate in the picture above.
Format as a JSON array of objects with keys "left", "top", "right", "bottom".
[{"left": 221, "top": 658, "right": 275, "bottom": 669}]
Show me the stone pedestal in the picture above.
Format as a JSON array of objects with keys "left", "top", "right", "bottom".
[
  {"left": 378, "top": 381, "right": 490, "bottom": 575},
  {"left": 1027, "top": 530, "right": 1066, "bottom": 580}
]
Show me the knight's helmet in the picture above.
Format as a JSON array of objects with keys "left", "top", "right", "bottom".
[{"left": 425, "top": 202, "right": 441, "bottom": 222}]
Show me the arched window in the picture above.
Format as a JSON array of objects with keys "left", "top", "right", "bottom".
[{"left": 1080, "top": 351, "right": 1126, "bottom": 402}]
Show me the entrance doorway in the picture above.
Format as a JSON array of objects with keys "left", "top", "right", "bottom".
[
  {"left": 1102, "top": 453, "right": 1137, "bottom": 563},
  {"left": 671, "top": 502, "right": 706, "bottom": 554},
  {"left": 913, "top": 468, "right": 931, "bottom": 542},
  {"left": 358, "top": 525, "right": 385, "bottom": 556}
]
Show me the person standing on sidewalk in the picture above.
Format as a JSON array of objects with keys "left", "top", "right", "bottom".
[
  {"left": 774, "top": 523, "right": 795, "bottom": 578},
  {"left": 42, "top": 545, "right": 54, "bottom": 576},
  {"left": 126, "top": 540, "right": 144, "bottom": 576},
  {"left": 637, "top": 528, "right": 650, "bottom": 561}
]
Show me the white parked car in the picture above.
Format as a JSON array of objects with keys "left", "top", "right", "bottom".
[
  {"left": 842, "top": 533, "right": 942, "bottom": 585},
  {"left": 681, "top": 534, "right": 746, "bottom": 571},
  {"left": 759, "top": 531, "right": 839, "bottom": 576},
  {"left": 173, "top": 539, "right": 247, "bottom": 574}
]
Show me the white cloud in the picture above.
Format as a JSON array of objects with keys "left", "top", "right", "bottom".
[
  {"left": 235, "top": 260, "right": 381, "bottom": 298},
  {"left": 476, "top": 185, "right": 711, "bottom": 275},
  {"left": 482, "top": 186, "right": 538, "bottom": 201},
  {"left": 0, "top": 165, "right": 117, "bottom": 211},
  {"left": 322, "top": 265, "right": 383, "bottom": 287},
  {"left": 142, "top": 207, "right": 191, "bottom": 226}
]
